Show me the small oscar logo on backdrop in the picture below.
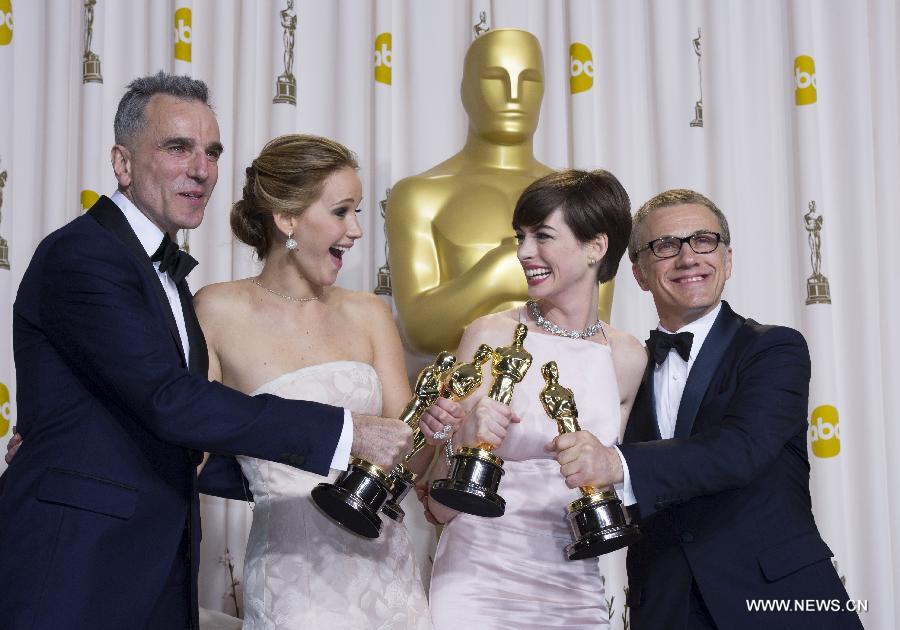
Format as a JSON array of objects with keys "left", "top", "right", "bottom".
[
  {"left": 0, "top": 165, "right": 9, "bottom": 270},
  {"left": 174, "top": 7, "right": 192, "bottom": 62},
  {"left": 82, "top": 0, "right": 102, "bottom": 83},
  {"left": 809, "top": 404, "right": 840, "bottom": 458},
  {"left": 569, "top": 43, "right": 593, "bottom": 94},
  {"left": 374, "top": 188, "right": 392, "bottom": 296},
  {"left": 690, "top": 27, "right": 703, "bottom": 127},
  {"left": 803, "top": 200, "right": 830, "bottom": 304},
  {"left": 273, "top": 0, "right": 297, "bottom": 105},
  {"left": 374, "top": 32, "right": 391, "bottom": 85},
  {"left": 0, "top": 382, "right": 11, "bottom": 437},
  {"left": 0, "top": 0, "right": 13, "bottom": 46},
  {"left": 80, "top": 189, "right": 99, "bottom": 213},
  {"left": 795, "top": 55, "right": 817, "bottom": 105},
  {"left": 473, "top": 11, "right": 489, "bottom": 38}
]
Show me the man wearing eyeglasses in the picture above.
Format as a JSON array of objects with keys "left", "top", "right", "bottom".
[{"left": 550, "top": 189, "right": 860, "bottom": 629}]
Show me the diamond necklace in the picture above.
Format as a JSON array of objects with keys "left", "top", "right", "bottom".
[
  {"left": 527, "top": 299, "right": 607, "bottom": 341},
  {"left": 253, "top": 279, "right": 321, "bottom": 303}
]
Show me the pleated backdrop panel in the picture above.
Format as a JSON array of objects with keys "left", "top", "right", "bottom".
[{"left": 0, "top": 1, "right": 896, "bottom": 627}]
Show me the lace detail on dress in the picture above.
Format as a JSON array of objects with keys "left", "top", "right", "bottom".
[{"left": 239, "top": 361, "right": 432, "bottom": 629}]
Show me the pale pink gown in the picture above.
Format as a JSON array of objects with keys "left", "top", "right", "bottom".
[{"left": 429, "top": 325, "right": 620, "bottom": 628}]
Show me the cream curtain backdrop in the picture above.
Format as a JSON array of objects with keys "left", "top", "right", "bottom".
[{"left": 0, "top": 0, "right": 897, "bottom": 627}]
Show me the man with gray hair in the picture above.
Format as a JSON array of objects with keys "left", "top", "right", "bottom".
[
  {"left": 550, "top": 189, "right": 860, "bottom": 629},
  {"left": 0, "top": 72, "right": 412, "bottom": 629}
]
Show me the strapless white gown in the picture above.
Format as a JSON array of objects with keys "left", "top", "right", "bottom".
[{"left": 237, "top": 361, "right": 432, "bottom": 629}]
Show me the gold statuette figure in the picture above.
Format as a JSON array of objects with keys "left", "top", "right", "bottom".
[
  {"left": 431, "top": 324, "right": 533, "bottom": 517},
  {"left": 539, "top": 361, "right": 639, "bottom": 559},
  {"left": 381, "top": 347, "right": 492, "bottom": 521},
  {"left": 312, "top": 352, "right": 456, "bottom": 538},
  {"left": 386, "top": 29, "right": 615, "bottom": 355}
]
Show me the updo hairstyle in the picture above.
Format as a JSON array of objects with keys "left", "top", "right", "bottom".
[{"left": 231, "top": 134, "right": 359, "bottom": 258}]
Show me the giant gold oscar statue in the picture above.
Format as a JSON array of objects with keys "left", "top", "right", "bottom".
[{"left": 386, "top": 28, "right": 614, "bottom": 355}]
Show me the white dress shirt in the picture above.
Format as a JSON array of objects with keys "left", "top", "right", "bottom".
[
  {"left": 615, "top": 302, "right": 722, "bottom": 506},
  {"left": 112, "top": 191, "right": 191, "bottom": 360},
  {"left": 110, "top": 191, "right": 353, "bottom": 468}
]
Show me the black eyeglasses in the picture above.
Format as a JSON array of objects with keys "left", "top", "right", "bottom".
[{"left": 637, "top": 231, "right": 723, "bottom": 259}]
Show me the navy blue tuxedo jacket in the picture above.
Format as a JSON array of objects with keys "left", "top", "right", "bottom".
[
  {"left": 0, "top": 196, "right": 343, "bottom": 629},
  {"left": 619, "top": 302, "right": 860, "bottom": 630}
]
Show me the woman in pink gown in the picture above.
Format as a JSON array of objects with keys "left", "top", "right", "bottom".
[{"left": 425, "top": 169, "right": 647, "bottom": 628}]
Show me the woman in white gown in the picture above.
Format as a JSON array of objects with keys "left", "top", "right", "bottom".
[
  {"left": 194, "top": 135, "right": 449, "bottom": 629},
  {"left": 423, "top": 170, "right": 647, "bottom": 628}
]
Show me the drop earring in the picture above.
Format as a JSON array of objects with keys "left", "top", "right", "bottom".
[{"left": 285, "top": 231, "right": 298, "bottom": 251}]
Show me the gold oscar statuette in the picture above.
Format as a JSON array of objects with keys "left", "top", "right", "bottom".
[
  {"left": 431, "top": 324, "right": 532, "bottom": 517},
  {"left": 380, "top": 345, "right": 493, "bottom": 521},
  {"left": 311, "top": 352, "right": 456, "bottom": 538},
  {"left": 386, "top": 28, "right": 615, "bottom": 356},
  {"left": 539, "top": 361, "right": 640, "bottom": 559}
]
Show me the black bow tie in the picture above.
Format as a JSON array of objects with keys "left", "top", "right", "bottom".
[
  {"left": 151, "top": 233, "right": 198, "bottom": 285},
  {"left": 646, "top": 329, "right": 694, "bottom": 365}
]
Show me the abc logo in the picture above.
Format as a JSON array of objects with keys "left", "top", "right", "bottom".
[
  {"left": 174, "top": 7, "right": 192, "bottom": 62},
  {"left": 0, "top": 382, "right": 10, "bottom": 437},
  {"left": 808, "top": 404, "right": 840, "bottom": 458},
  {"left": 794, "top": 55, "right": 817, "bottom": 106},
  {"left": 570, "top": 42, "right": 593, "bottom": 94},
  {"left": 374, "top": 32, "right": 391, "bottom": 85},
  {"left": 0, "top": 0, "right": 13, "bottom": 46},
  {"left": 81, "top": 189, "right": 99, "bottom": 213}
]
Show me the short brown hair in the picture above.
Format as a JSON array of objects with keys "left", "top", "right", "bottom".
[
  {"left": 629, "top": 189, "right": 731, "bottom": 262},
  {"left": 512, "top": 169, "right": 632, "bottom": 283},
  {"left": 230, "top": 134, "right": 359, "bottom": 259}
]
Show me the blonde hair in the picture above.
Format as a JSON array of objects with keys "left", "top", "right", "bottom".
[{"left": 231, "top": 134, "right": 359, "bottom": 258}]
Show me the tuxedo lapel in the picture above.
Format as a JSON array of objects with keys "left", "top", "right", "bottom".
[
  {"left": 178, "top": 280, "right": 208, "bottom": 376},
  {"left": 624, "top": 350, "right": 661, "bottom": 443},
  {"left": 87, "top": 196, "right": 188, "bottom": 367},
  {"left": 673, "top": 301, "right": 743, "bottom": 439}
]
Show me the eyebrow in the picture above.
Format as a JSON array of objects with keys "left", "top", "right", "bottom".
[
  {"left": 654, "top": 229, "right": 716, "bottom": 239},
  {"left": 160, "top": 137, "right": 224, "bottom": 156},
  {"left": 330, "top": 197, "right": 360, "bottom": 207}
]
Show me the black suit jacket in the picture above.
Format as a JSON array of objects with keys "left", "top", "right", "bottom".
[
  {"left": 619, "top": 302, "right": 861, "bottom": 630},
  {"left": 0, "top": 196, "right": 344, "bottom": 629}
]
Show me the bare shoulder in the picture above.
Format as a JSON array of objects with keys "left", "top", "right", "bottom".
[
  {"left": 340, "top": 287, "right": 389, "bottom": 312},
  {"left": 462, "top": 309, "right": 520, "bottom": 346},
  {"left": 193, "top": 279, "right": 252, "bottom": 320},
  {"left": 333, "top": 288, "right": 394, "bottom": 327},
  {"left": 605, "top": 324, "right": 648, "bottom": 376}
]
